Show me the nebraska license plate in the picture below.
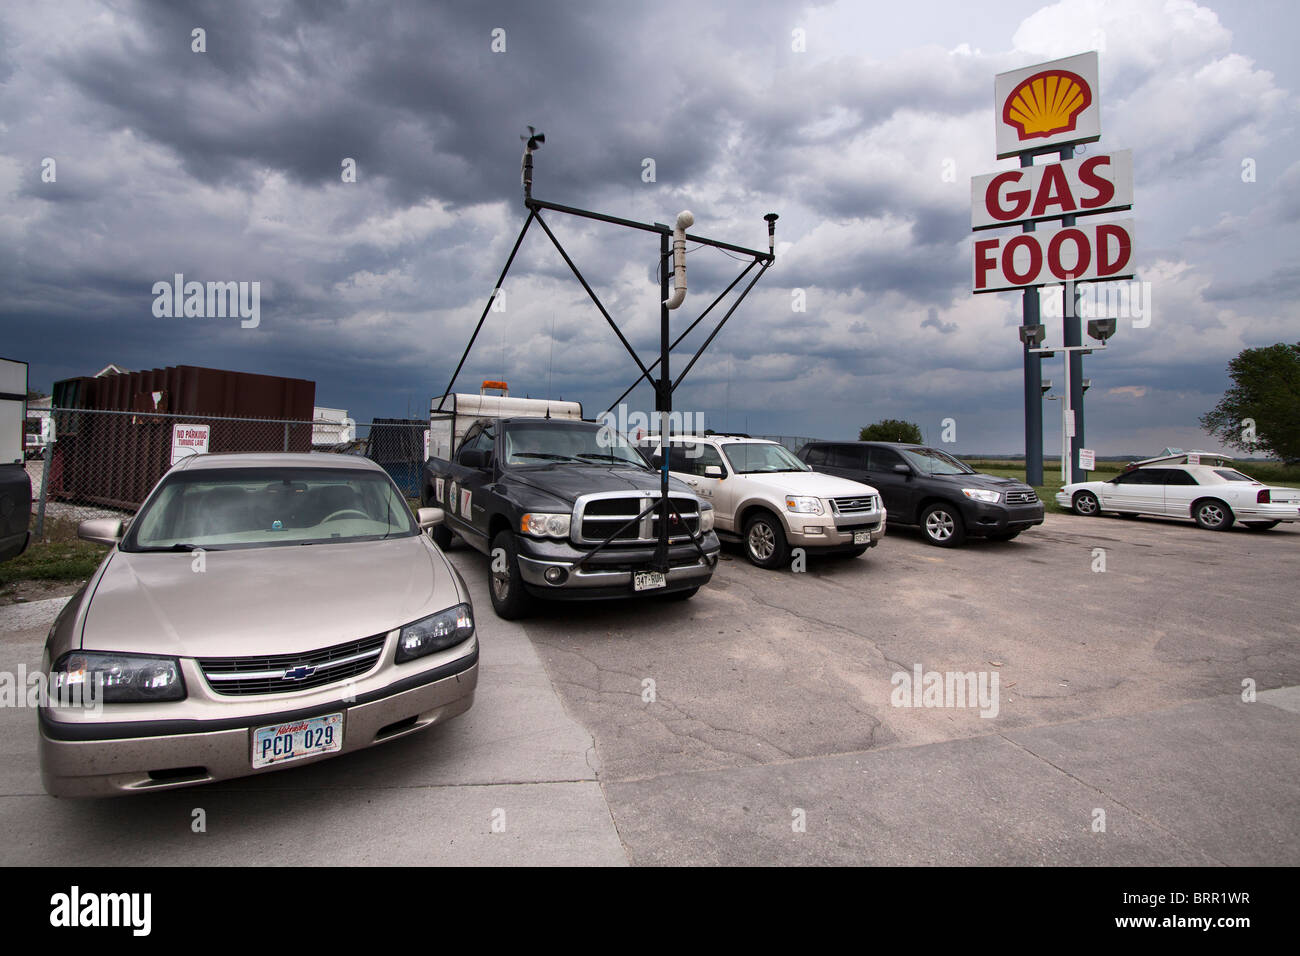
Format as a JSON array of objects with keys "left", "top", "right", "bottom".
[
  {"left": 252, "top": 713, "right": 343, "bottom": 769},
  {"left": 633, "top": 570, "right": 666, "bottom": 591},
  {"left": 853, "top": 530, "right": 871, "bottom": 545}
]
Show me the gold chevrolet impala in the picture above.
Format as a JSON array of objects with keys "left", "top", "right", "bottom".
[{"left": 39, "top": 453, "right": 478, "bottom": 797}]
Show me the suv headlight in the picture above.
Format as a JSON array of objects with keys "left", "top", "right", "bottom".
[
  {"left": 962, "top": 488, "right": 1001, "bottom": 504},
  {"left": 785, "top": 496, "right": 823, "bottom": 515},
  {"left": 699, "top": 504, "right": 715, "bottom": 533},
  {"left": 51, "top": 651, "right": 186, "bottom": 704},
  {"left": 520, "top": 512, "right": 571, "bottom": 538},
  {"left": 396, "top": 603, "right": 475, "bottom": 663}
]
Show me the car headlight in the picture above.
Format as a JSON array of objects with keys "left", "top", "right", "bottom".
[
  {"left": 396, "top": 603, "right": 475, "bottom": 663},
  {"left": 520, "top": 512, "right": 571, "bottom": 538},
  {"left": 962, "top": 488, "right": 1001, "bottom": 504},
  {"left": 699, "top": 505, "right": 715, "bottom": 533},
  {"left": 50, "top": 651, "right": 186, "bottom": 704},
  {"left": 785, "top": 496, "right": 823, "bottom": 515}
]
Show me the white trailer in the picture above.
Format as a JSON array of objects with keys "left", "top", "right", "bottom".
[{"left": 428, "top": 381, "right": 582, "bottom": 460}]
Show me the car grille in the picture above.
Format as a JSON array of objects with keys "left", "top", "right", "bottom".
[
  {"left": 574, "top": 494, "right": 700, "bottom": 545},
  {"left": 1005, "top": 490, "right": 1039, "bottom": 504},
  {"left": 198, "top": 633, "right": 387, "bottom": 696},
  {"left": 830, "top": 496, "right": 878, "bottom": 515}
]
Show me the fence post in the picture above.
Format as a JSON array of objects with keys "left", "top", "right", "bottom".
[
  {"left": 282, "top": 421, "right": 289, "bottom": 452},
  {"left": 34, "top": 414, "right": 53, "bottom": 539}
]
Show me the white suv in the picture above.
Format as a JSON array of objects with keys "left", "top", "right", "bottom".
[{"left": 648, "top": 436, "right": 886, "bottom": 569}]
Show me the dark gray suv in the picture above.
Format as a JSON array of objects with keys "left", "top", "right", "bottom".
[{"left": 797, "top": 442, "right": 1044, "bottom": 547}]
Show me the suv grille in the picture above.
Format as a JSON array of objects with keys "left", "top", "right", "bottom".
[
  {"left": 830, "top": 495, "right": 878, "bottom": 515},
  {"left": 198, "top": 634, "right": 387, "bottom": 696},
  {"left": 1005, "top": 490, "right": 1038, "bottom": 504},
  {"left": 575, "top": 494, "right": 701, "bottom": 545}
]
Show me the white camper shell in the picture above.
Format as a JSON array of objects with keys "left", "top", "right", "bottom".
[{"left": 428, "top": 381, "right": 582, "bottom": 460}]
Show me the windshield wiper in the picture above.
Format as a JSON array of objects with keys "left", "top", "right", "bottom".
[
  {"left": 575, "top": 453, "right": 635, "bottom": 463},
  {"left": 513, "top": 452, "right": 583, "bottom": 462},
  {"left": 136, "top": 542, "right": 222, "bottom": 553}
]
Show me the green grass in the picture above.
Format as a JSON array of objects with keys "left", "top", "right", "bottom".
[{"left": 0, "top": 517, "right": 108, "bottom": 588}]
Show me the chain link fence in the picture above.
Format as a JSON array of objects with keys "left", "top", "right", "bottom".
[{"left": 29, "top": 409, "right": 431, "bottom": 536}]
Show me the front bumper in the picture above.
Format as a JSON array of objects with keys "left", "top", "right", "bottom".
[
  {"left": 1054, "top": 492, "right": 1073, "bottom": 509},
  {"left": 516, "top": 533, "right": 720, "bottom": 599},
  {"left": 38, "top": 642, "right": 478, "bottom": 798},
  {"left": 786, "top": 511, "right": 887, "bottom": 550},
  {"left": 961, "top": 500, "right": 1045, "bottom": 535}
]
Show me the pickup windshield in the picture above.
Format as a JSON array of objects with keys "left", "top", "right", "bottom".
[
  {"left": 899, "top": 447, "right": 974, "bottom": 476},
  {"left": 722, "top": 443, "right": 810, "bottom": 474},
  {"left": 502, "top": 421, "right": 648, "bottom": 468},
  {"left": 123, "top": 467, "right": 417, "bottom": 551}
]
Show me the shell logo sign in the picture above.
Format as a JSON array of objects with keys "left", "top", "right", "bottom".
[
  {"left": 995, "top": 52, "right": 1100, "bottom": 159},
  {"left": 1003, "top": 69, "right": 1092, "bottom": 141}
]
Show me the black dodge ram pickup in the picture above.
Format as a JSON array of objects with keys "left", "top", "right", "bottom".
[{"left": 422, "top": 416, "right": 719, "bottom": 618}]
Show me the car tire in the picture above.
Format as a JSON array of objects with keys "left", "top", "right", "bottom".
[
  {"left": 988, "top": 530, "right": 1020, "bottom": 541},
  {"left": 659, "top": 587, "right": 699, "bottom": 600},
  {"left": 1242, "top": 520, "right": 1280, "bottom": 531},
  {"left": 920, "top": 503, "right": 965, "bottom": 547},
  {"left": 743, "top": 511, "right": 791, "bottom": 569},
  {"left": 1072, "top": 491, "right": 1102, "bottom": 516},
  {"left": 489, "top": 531, "right": 533, "bottom": 619},
  {"left": 1192, "top": 499, "right": 1234, "bottom": 531}
]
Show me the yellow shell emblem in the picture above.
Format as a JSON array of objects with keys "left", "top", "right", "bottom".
[{"left": 1002, "top": 69, "right": 1092, "bottom": 140}]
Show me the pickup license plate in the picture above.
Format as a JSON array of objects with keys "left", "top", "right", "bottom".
[
  {"left": 252, "top": 713, "right": 343, "bottom": 769},
  {"left": 853, "top": 530, "right": 871, "bottom": 545},
  {"left": 634, "top": 571, "right": 666, "bottom": 592}
]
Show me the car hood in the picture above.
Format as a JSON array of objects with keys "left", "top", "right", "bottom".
[
  {"left": 926, "top": 472, "right": 1034, "bottom": 492},
  {"left": 506, "top": 464, "right": 695, "bottom": 506},
  {"left": 736, "top": 471, "right": 880, "bottom": 499},
  {"left": 82, "top": 536, "right": 455, "bottom": 658}
]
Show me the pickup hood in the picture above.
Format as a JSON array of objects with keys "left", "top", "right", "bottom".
[
  {"left": 738, "top": 471, "right": 880, "bottom": 499},
  {"left": 81, "top": 536, "right": 456, "bottom": 659},
  {"left": 505, "top": 464, "right": 696, "bottom": 508}
]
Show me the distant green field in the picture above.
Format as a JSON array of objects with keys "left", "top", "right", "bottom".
[{"left": 964, "top": 459, "right": 1300, "bottom": 515}]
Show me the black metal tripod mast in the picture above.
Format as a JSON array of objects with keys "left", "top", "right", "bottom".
[{"left": 439, "top": 134, "right": 777, "bottom": 572}]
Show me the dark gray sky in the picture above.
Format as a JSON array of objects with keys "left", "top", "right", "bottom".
[{"left": 3, "top": 0, "right": 1297, "bottom": 454}]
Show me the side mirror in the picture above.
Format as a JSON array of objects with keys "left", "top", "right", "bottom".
[
  {"left": 704, "top": 465, "right": 724, "bottom": 478},
  {"left": 78, "top": 518, "right": 124, "bottom": 546},
  {"left": 893, "top": 464, "right": 912, "bottom": 475},
  {"left": 460, "top": 449, "right": 491, "bottom": 469},
  {"left": 417, "top": 507, "right": 445, "bottom": 530}
]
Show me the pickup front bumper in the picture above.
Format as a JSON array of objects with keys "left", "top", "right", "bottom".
[{"left": 516, "top": 534, "right": 720, "bottom": 599}]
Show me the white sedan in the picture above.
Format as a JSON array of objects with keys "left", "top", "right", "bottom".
[{"left": 1056, "top": 460, "right": 1300, "bottom": 531}]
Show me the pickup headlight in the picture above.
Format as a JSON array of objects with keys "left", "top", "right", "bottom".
[
  {"left": 699, "top": 504, "right": 715, "bottom": 533},
  {"left": 520, "top": 512, "right": 571, "bottom": 538},
  {"left": 962, "top": 488, "right": 1001, "bottom": 504},
  {"left": 51, "top": 651, "right": 186, "bottom": 704},
  {"left": 396, "top": 603, "right": 475, "bottom": 663},
  {"left": 785, "top": 496, "right": 823, "bottom": 515}
]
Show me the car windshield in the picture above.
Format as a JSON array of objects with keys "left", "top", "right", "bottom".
[
  {"left": 899, "top": 447, "right": 975, "bottom": 475},
  {"left": 722, "top": 442, "right": 810, "bottom": 474},
  {"left": 502, "top": 422, "right": 648, "bottom": 468},
  {"left": 123, "top": 467, "right": 417, "bottom": 551},
  {"left": 1213, "top": 469, "right": 1256, "bottom": 482}
]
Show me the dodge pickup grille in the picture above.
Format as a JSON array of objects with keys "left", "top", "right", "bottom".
[
  {"left": 1005, "top": 490, "right": 1039, "bottom": 504},
  {"left": 198, "top": 634, "right": 387, "bottom": 696},
  {"left": 574, "top": 493, "right": 701, "bottom": 545}
]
